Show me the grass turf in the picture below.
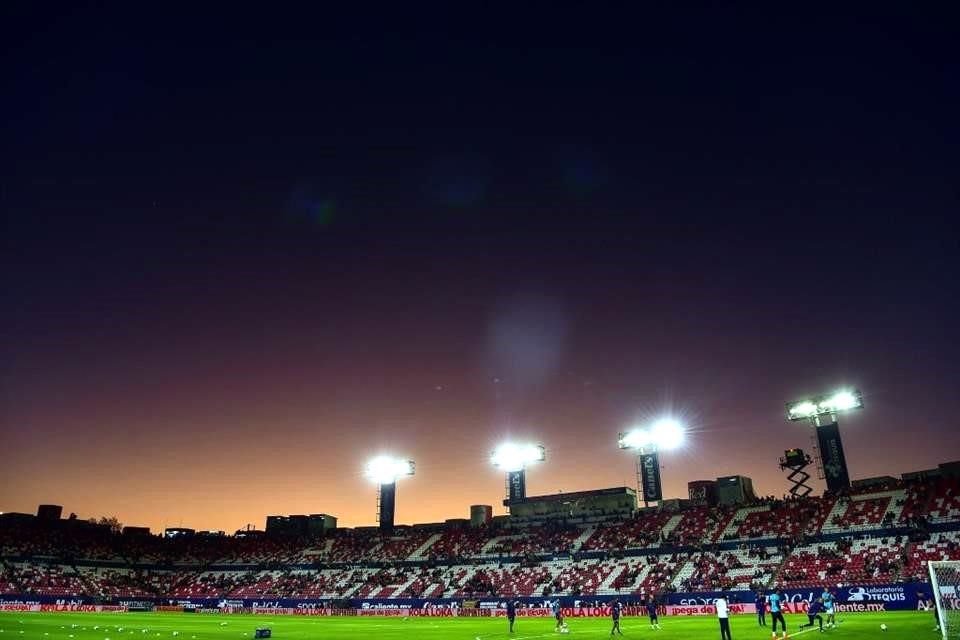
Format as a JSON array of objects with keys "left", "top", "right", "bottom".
[{"left": 0, "top": 611, "right": 941, "bottom": 640}]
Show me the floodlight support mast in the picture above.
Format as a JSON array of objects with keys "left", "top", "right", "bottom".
[
  {"left": 619, "top": 420, "right": 679, "bottom": 509},
  {"left": 365, "top": 457, "right": 415, "bottom": 534},
  {"left": 377, "top": 481, "right": 398, "bottom": 533},
  {"left": 491, "top": 443, "right": 545, "bottom": 512},
  {"left": 785, "top": 389, "right": 862, "bottom": 494}
]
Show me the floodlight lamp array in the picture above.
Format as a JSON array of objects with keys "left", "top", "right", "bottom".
[
  {"left": 618, "top": 417, "right": 685, "bottom": 452},
  {"left": 786, "top": 389, "right": 863, "bottom": 421},
  {"left": 490, "top": 443, "right": 545, "bottom": 473},
  {"left": 364, "top": 456, "right": 416, "bottom": 484}
]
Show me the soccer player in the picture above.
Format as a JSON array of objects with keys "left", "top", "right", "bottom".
[
  {"left": 610, "top": 599, "right": 623, "bottom": 636},
  {"left": 646, "top": 596, "right": 662, "bottom": 630},
  {"left": 800, "top": 597, "right": 825, "bottom": 633},
  {"left": 821, "top": 587, "right": 835, "bottom": 628},
  {"left": 716, "top": 596, "right": 732, "bottom": 640},
  {"left": 768, "top": 588, "right": 787, "bottom": 639},
  {"left": 551, "top": 599, "right": 564, "bottom": 632},
  {"left": 506, "top": 599, "right": 518, "bottom": 633},
  {"left": 755, "top": 590, "right": 767, "bottom": 626}
]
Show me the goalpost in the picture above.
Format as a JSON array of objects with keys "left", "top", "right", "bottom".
[{"left": 929, "top": 560, "right": 960, "bottom": 640}]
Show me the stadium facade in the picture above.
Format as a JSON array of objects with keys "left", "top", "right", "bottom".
[{"left": 1, "top": 462, "right": 958, "bottom": 614}]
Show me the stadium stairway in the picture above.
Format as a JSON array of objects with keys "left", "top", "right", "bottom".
[
  {"left": 767, "top": 548, "right": 799, "bottom": 588},
  {"left": 570, "top": 526, "right": 596, "bottom": 552},
  {"left": 669, "top": 558, "right": 698, "bottom": 591},
  {"left": 819, "top": 490, "right": 906, "bottom": 534},
  {"left": 596, "top": 562, "right": 629, "bottom": 594},
  {"left": 383, "top": 574, "right": 422, "bottom": 598},
  {"left": 659, "top": 513, "right": 685, "bottom": 540},
  {"left": 440, "top": 565, "right": 482, "bottom": 598},
  {"left": 613, "top": 558, "right": 660, "bottom": 595},
  {"left": 407, "top": 533, "right": 443, "bottom": 561},
  {"left": 479, "top": 534, "right": 521, "bottom": 557},
  {"left": 720, "top": 506, "right": 769, "bottom": 540}
]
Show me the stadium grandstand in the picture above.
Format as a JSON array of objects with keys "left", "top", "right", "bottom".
[{"left": 2, "top": 462, "right": 959, "bottom": 606}]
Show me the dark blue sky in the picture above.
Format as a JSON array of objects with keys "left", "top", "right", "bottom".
[{"left": 2, "top": 4, "right": 958, "bottom": 531}]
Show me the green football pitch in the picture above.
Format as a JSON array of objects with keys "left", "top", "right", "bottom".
[{"left": 0, "top": 611, "right": 942, "bottom": 640}]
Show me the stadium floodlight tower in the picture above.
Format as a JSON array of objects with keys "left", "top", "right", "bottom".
[
  {"left": 785, "top": 388, "right": 863, "bottom": 494},
  {"left": 364, "top": 456, "right": 415, "bottom": 534},
  {"left": 618, "top": 417, "right": 685, "bottom": 508},
  {"left": 491, "top": 442, "right": 545, "bottom": 510}
]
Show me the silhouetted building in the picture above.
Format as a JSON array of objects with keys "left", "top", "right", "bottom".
[
  {"left": 688, "top": 480, "right": 719, "bottom": 506},
  {"left": 122, "top": 526, "right": 151, "bottom": 536},
  {"left": 470, "top": 505, "right": 493, "bottom": 527},
  {"left": 716, "top": 475, "right": 756, "bottom": 505},
  {"left": 37, "top": 505, "right": 63, "bottom": 521},
  {"left": 265, "top": 514, "right": 336, "bottom": 536}
]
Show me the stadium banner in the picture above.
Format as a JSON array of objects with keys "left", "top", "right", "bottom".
[
  {"left": 0, "top": 583, "right": 928, "bottom": 614},
  {"left": 508, "top": 470, "right": 526, "bottom": 503},
  {"left": 639, "top": 452, "right": 663, "bottom": 501},
  {"left": 252, "top": 608, "right": 355, "bottom": 616},
  {"left": 0, "top": 604, "right": 40, "bottom": 612},
  {"left": 666, "top": 603, "right": 754, "bottom": 616},
  {"left": 0, "top": 604, "right": 128, "bottom": 613},
  {"left": 668, "top": 583, "right": 920, "bottom": 612},
  {"left": 816, "top": 420, "right": 851, "bottom": 493}
]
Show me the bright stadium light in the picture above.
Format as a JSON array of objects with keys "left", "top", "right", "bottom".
[
  {"left": 650, "top": 417, "right": 684, "bottom": 450},
  {"left": 490, "top": 443, "right": 545, "bottom": 473},
  {"left": 618, "top": 429, "right": 652, "bottom": 450},
  {"left": 820, "top": 390, "right": 860, "bottom": 412},
  {"left": 364, "top": 456, "right": 416, "bottom": 485},
  {"left": 786, "top": 388, "right": 863, "bottom": 422},
  {"left": 787, "top": 401, "right": 819, "bottom": 420},
  {"left": 618, "top": 417, "right": 685, "bottom": 453}
]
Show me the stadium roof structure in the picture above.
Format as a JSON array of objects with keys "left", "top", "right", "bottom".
[{"left": 505, "top": 486, "right": 636, "bottom": 506}]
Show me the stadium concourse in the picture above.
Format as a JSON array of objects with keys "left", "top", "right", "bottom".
[{"left": 1, "top": 475, "right": 959, "bottom": 608}]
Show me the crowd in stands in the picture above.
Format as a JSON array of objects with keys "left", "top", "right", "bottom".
[{"left": 1, "top": 475, "right": 958, "bottom": 601}]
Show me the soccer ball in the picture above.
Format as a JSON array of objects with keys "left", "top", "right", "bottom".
[
  {"left": 559, "top": 626, "right": 570, "bottom": 634},
  {"left": 880, "top": 623, "right": 888, "bottom": 631}
]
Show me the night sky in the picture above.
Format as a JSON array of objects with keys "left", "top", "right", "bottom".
[{"left": 2, "top": 5, "right": 958, "bottom": 533}]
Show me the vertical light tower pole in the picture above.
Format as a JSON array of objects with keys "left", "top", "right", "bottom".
[
  {"left": 618, "top": 418, "right": 685, "bottom": 508},
  {"left": 364, "top": 456, "right": 415, "bottom": 534},
  {"left": 490, "top": 443, "right": 546, "bottom": 511},
  {"left": 785, "top": 388, "right": 863, "bottom": 494}
]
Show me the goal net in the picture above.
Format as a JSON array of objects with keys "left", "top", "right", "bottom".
[{"left": 929, "top": 560, "right": 960, "bottom": 640}]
